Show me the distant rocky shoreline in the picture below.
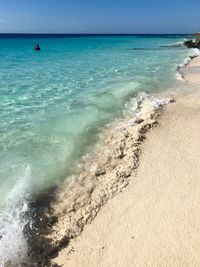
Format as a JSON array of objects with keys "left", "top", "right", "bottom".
[{"left": 184, "top": 37, "right": 200, "bottom": 49}]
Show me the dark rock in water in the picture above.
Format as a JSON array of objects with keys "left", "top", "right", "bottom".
[{"left": 184, "top": 39, "right": 200, "bottom": 49}]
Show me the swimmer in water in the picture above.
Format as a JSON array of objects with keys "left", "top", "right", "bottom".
[{"left": 34, "top": 44, "right": 41, "bottom": 51}]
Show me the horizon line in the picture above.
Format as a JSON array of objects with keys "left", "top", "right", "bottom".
[{"left": 0, "top": 32, "right": 192, "bottom": 35}]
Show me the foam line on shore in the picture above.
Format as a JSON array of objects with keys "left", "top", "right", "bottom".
[{"left": 177, "top": 48, "right": 200, "bottom": 80}]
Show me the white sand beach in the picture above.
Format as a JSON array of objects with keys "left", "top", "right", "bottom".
[{"left": 51, "top": 56, "right": 200, "bottom": 267}]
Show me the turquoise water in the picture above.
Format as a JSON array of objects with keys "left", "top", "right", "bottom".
[{"left": 0, "top": 34, "right": 193, "bottom": 265}]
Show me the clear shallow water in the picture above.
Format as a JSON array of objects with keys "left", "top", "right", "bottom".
[{"left": 0, "top": 34, "right": 193, "bottom": 265}]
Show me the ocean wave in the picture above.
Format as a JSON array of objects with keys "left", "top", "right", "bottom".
[
  {"left": 191, "top": 48, "right": 200, "bottom": 57},
  {"left": 127, "top": 46, "right": 184, "bottom": 51},
  {"left": 0, "top": 166, "right": 32, "bottom": 267},
  {"left": 178, "top": 57, "right": 192, "bottom": 69},
  {"left": 176, "top": 48, "right": 200, "bottom": 79},
  {"left": 128, "top": 40, "right": 185, "bottom": 51},
  {"left": 160, "top": 40, "right": 185, "bottom": 48}
]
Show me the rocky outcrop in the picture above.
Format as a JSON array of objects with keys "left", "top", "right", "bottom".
[{"left": 184, "top": 39, "right": 200, "bottom": 49}]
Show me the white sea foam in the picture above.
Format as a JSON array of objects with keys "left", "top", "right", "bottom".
[
  {"left": 176, "top": 72, "right": 184, "bottom": 81},
  {"left": 176, "top": 48, "right": 200, "bottom": 80},
  {"left": 124, "top": 92, "right": 147, "bottom": 115},
  {"left": 191, "top": 48, "right": 200, "bottom": 57},
  {"left": 0, "top": 166, "right": 32, "bottom": 267},
  {"left": 150, "top": 96, "right": 172, "bottom": 109},
  {"left": 180, "top": 48, "right": 199, "bottom": 68},
  {"left": 166, "top": 40, "right": 184, "bottom": 47},
  {"left": 125, "top": 92, "right": 172, "bottom": 114},
  {"left": 178, "top": 57, "right": 191, "bottom": 69}
]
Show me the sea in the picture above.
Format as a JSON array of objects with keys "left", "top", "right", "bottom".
[{"left": 0, "top": 34, "right": 197, "bottom": 266}]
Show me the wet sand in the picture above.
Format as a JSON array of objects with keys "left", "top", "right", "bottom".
[{"left": 52, "top": 56, "right": 200, "bottom": 267}]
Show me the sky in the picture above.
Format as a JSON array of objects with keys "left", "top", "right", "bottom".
[{"left": 0, "top": 0, "right": 199, "bottom": 34}]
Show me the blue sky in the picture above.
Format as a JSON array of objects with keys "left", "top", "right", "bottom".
[{"left": 0, "top": 0, "right": 199, "bottom": 34}]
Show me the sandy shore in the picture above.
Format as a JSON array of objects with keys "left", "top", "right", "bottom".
[
  {"left": 51, "top": 56, "right": 200, "bottom": 267},
  {"left": 180, "top": 55, "right": 200, "bottom": 84}
]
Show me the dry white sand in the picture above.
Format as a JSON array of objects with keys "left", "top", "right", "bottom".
[{"left": 53, "top": 57, "right": 200, "bottom": 267}]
